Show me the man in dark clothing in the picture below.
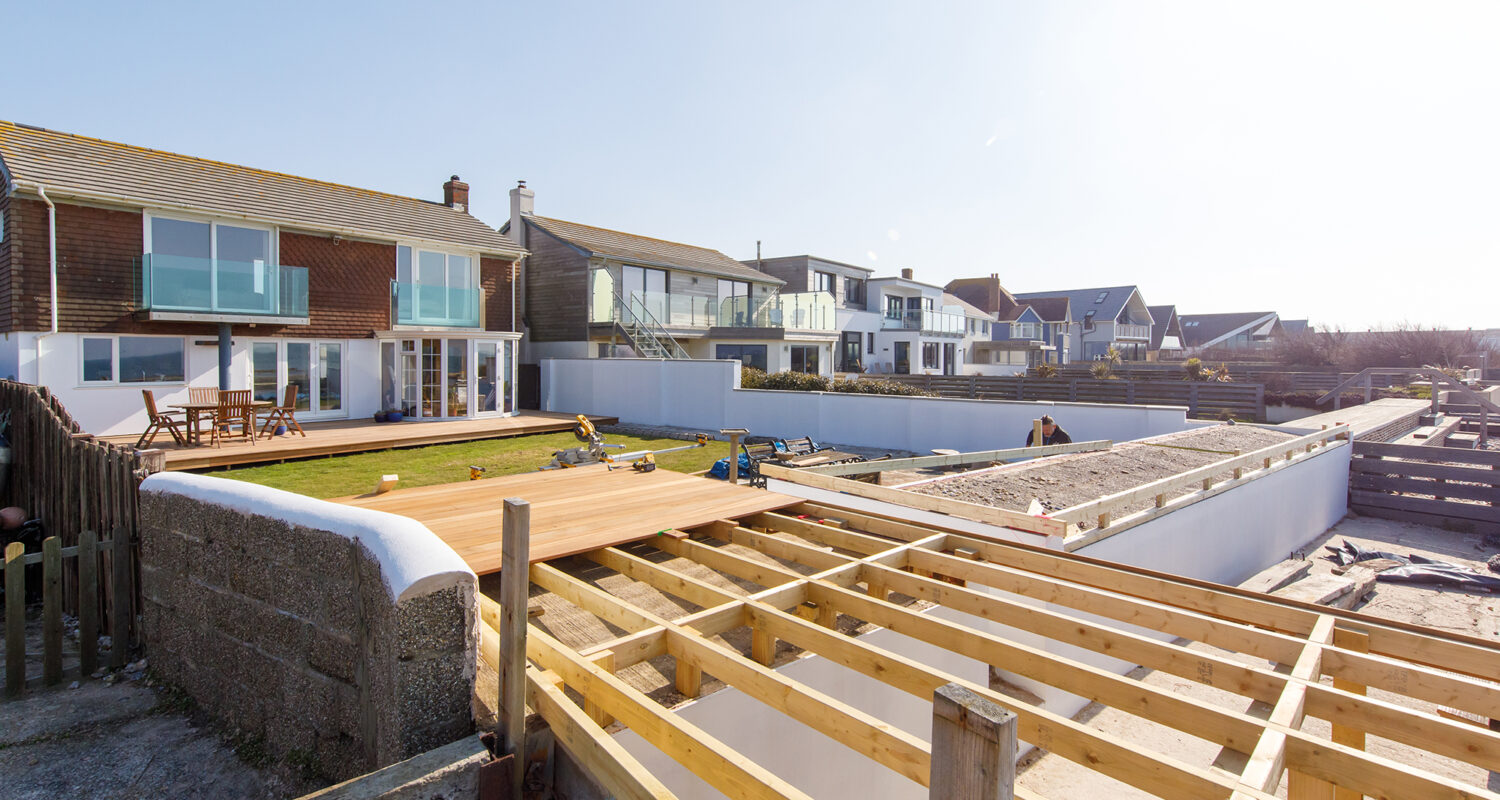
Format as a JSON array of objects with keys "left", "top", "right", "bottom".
[{"left": 1025, "top": 414, "right": 1072, "bottom": 446}]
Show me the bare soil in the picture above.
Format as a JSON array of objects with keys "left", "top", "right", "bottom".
[{"left": 905, "top": 424, "right": 1299, "bottom": 526}]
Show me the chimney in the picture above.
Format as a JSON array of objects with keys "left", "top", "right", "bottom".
[
  {"left": 442, "top": 175, "right": 469, "bottom": 212},
  {"left": 901, "top": 268, "right": 914, "bottom": 280},
  {"left": 508, "top": 180, "right": 535, "bottom": 247}
]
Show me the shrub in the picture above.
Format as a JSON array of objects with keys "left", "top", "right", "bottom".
[
  {"left": 1033, "top": 363, "right": 1059, "bottom": 378},
  {"left": 740, "top": 367, "right": 768, "bottom": 389},
  {"left": 760, "top": 371, "right": 832, "bottom": 392},
  {"left": 1182, "top": 358, "right": 1206, "bottom": 382},
  {"left": 742, "top": 366, "right": 934, "bottom": 396},
  {"left": 1088, "top": 361, "right": 1116, "bottom": 380},
  {"left": 828, "top": 377, "right": 934, "bottom": 396}
]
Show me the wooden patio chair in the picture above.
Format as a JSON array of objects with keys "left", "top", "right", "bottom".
[
  {"left": 187, "top": 387, "right": 218, "bottom": 438},
  {"left": 135, "top": 390, "right": 186, "bottom": 449},
  {"left": 208, "top": 389, "right": 256, "bottom": 448},
  {"left": 258, "top": 383, "right": 306, "bottom": 438}
]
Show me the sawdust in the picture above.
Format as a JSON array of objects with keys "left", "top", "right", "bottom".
[{"left": 906, "top": 424, "right": 1300, "bottom": 527}]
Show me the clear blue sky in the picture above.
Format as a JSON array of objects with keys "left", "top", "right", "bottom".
[{"left": 7, "top": 1, "right": 1497, "bottom": 330}]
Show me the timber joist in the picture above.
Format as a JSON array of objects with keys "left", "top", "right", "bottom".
[{"left": 478, "top": 496, "right": 1500, "bottom": 799}]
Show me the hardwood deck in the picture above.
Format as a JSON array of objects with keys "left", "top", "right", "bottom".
[
  {"left": 335, "top": 466, "right": 799, "bottom": 572},
  {"left": 102, "top": 411, "right": 618, "bottom": 471}
]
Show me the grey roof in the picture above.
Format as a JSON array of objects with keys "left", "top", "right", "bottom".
[
  {"left": 525, "top": 215, "right": 780, "bottom": 284},
  {"left": 1014, "top": 285, "right": 1143, "bottom": 322},
  {"left": 1281, "top": 319, "right": 1309, "bottom": 334},
  {"left": 940, "top": 292, "right": 994, "bottom": 319},
  {"left": 1179, "top": 312, "right": 1278, "bottom": 348},
  {"left": 0, "top": 120, "right": 525, "bottom": 256},
  {"left": 1021, "top": 296, "right": 1071, "bottom": 323},
  {"left": 1147, "top": 304, "right": 1181, "bottom": 350}
]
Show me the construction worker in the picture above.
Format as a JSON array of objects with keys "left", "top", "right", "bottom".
[{"left": 1025, "top": 414, "right": 1072, "bottom": 446}]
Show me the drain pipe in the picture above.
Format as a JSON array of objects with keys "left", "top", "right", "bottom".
[{"left": 33, "top": 185, "right": 59, "bottom": 380}]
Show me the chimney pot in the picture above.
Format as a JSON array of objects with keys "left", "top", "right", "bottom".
[{"left": 443, "top": 176, "right": 470, "bottom": 212}]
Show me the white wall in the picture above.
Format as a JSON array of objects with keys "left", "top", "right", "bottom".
[{"left": 542, "top": 358, "right": 1188, "bottom": 452}]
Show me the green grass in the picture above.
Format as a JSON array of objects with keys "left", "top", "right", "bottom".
[{"left": 205, "top": 431, "right": 730, "bottom": 499}]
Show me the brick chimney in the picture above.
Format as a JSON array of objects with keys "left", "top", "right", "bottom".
[
  {"left": 508, "top": 180, "right": 534, "bottom": 247},
  {"left": 901, "top": 268, "right": 914, "bottom": 280},
  {"left": 443, "top": 175, "right": 469, "bottom": 212}
]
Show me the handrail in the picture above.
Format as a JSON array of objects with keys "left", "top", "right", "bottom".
[
  {"left": 1050, "top": 425, "right": 1350, "bottom": 527},
  {"left": 616, "top": 289, "right": 687, "bottom": 359},
  {"left": 1314, "top": 367, "right": 1422, "bottom": 406}
]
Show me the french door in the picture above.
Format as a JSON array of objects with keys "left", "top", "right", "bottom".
[
  {"left": 380, "top": 337, "right": 515, "bottom": 419},
  {"left": 251, "top": 340, "right": 344, "bottom": 418}
]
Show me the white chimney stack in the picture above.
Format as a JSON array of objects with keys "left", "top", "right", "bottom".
[{"left": 508, "top": 180, "right": 534, "bottom": 247}]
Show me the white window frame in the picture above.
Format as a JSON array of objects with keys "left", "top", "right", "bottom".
[
  {"left": 142, "top": 212, "right": 278, "bottom": 312},
  {"left": 79, "top": 335, "right": 187, "bottom": 387},
  {"left": 396, "top": 243, "right": 482, "bottom": 326}
]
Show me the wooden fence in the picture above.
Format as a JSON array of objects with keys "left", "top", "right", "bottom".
[
  {"left": 1047, "top": 365, "right": 1402, "bottom": 393},
  {"left": 883, "top": 374, "right": 1265, "bottom": 420},
  {"left": 5, "top": 529, "right": 132, "bottom": 696},
  {"left": 0, "top": 381, "right": 155, "bottom": 687},
  {"left": 1349, "top": 441, "right": 1500, "bottom": 535}
]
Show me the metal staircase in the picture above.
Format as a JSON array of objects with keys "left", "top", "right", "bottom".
[{"left": 615, "top": 291, "right": 687, "bottom": 359}]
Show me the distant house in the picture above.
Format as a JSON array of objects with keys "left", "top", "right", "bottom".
[
  {"left": 1147, "top": 304, "right": 1185, "bottom": 360},
  {"left": 504, "top": 187, "right": 836, "bottom": 375},
  {"left": 1013, "top": 285, "right": 1154, "bottom": 361},
  {"left": 1280, "top": 319, "right": 1310, "bottom": 335},
  {"left": 746, "top": 255, "right": 871, "bottom": 372},
  {"left": 945, "top": 274, "right": 1070, "bottom": 367},
  {"left": 1179, "top": 312, "right": 1283, "bottom": 354},
  {"left": 0, "top": 120, "right": 526, "bottom": 436}
]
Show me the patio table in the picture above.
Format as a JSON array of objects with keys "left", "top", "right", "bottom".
[{"left": 169, "top": 400, "right": 273, "bottom": 446}]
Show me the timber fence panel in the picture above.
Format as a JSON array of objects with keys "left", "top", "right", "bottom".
[
  {"left": 1, "top": 531, "right": 124, "bottom": 697},
  {"left": 1348, "top": 441, "right": 1500, "bottom": 534},
  {"left": 881, "top": 375, "right": 1264, "bottom": 420}
]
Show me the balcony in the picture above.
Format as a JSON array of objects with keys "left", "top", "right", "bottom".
[
  {"left": 588, "top": 271, "right": 834, "bottom": 331},
  {"left": 391, "top": 281, "right": 480, "bottom": 328},
  {"left": 1116, "top": 323, "right": 1151, "bottom": 340},
  {"left": 880, "top": 309, "right": 965, "bottom": 336},
  {"left": 136, "top": 253, "right": 308, "bottom": 324},
  {"left": 715, "top": 292, "right": 835, "bottom": 331}
]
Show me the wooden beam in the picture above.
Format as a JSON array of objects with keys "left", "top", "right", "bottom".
[
  {"left": 1239, "top": 615, "right": 1334, "bottom": 795},
  {"left": 930, "top": 682, "right": 1017, "bottom": 800},
  {"left": 745, "top": 511, "right": 896, "bottom": 556},
  {"left": 498, "top": 497, "right": 531, "bottom": 800},
  {"left": 525, "top": 666, "right": 678, "bottom": 800},
  {"left": 759, "top": 463, "right": 1069, "bottom": 536}
]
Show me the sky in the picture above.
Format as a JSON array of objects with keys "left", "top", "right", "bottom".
[{"left": 5, "top": 1, "right": 1498, "bottom": 330}]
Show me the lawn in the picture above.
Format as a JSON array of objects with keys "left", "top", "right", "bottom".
[{"left": 205, "top": 431, "right": 730, "bottom": 499}]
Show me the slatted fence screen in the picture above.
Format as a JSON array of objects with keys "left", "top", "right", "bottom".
[
  {"left": 1349, "top": 440, "right": 1500, "bottom": 535},
  {"left": 882, "top": 374, "right": 1266, "bottom": 420}
]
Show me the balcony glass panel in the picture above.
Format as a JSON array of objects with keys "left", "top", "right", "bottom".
[
  {"left": 137, "top": 254, "right": 307, "bottom": 319},
  {"left": 777, "top": 291, "right": 835, "bottom": 330},
  {"left": 392, "top": 282, "right": 480, "bottom": 327},
  {"left": 590, "top": 268, "right": 616, "bottom": 323}
]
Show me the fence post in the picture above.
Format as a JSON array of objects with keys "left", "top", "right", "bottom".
[
  {"left": 498, "top": 497, "right": 532, "bottom": 800},
  {"left": 1189, "top": 383, "right": 1200, "bottom": 417},
  {"left": 1254, "top": 382, "right": 1265, "bottom": 422},
  {"left": 110, "top": 526, "right": 130, "bottom": 669},
  {"left": 6, "top": 542, "right": 25, "bottom": 696},
  {"left": 43, "top": 536, "right": 62, "bottom": 685},
  {"left": 969, "top": 374, "right": 978, "bottom": 398},
  {"left": 930, "top": 682, "right": 1017, "bottom": 800},
  {"left": 1068, "top": 379, "right": 1078, "bottom": 402},
  {"left": 1126, "top": 381, "right": 1136, "bottom": 405},
  {"left": 78, "top": 530, "right": 99, "bottom": 676},
  {"left": 1015, "top": 378, "right": 1024, "bottom": 401}
]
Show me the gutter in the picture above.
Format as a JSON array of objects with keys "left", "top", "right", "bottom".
[{"left": 32, "top": 184, "right": 59, "bottom": 379}]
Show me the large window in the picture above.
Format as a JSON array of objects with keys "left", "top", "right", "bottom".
[
  {"left": 814, "top": 271, "right": 835, "bottom": 294},
  {"left": 884, "top": 295, "right": 903, "bottom": 320},
  {"left": 621, "top": 265, "right": 669, "bottom": 322},
  {"left": 790, "top": 345, "right": 820, "bottom": 374},
  {"left": 147, "top": 215, "right": 273, "bottom": 313},
  {"left": 922, "top": 342, "right": 940, "bottom": 370},
  {"left": 845, "top": 277, "right": 866, "bottom": 306},
  {"left": 80, "top": 336, "right": 185, "bottom": 384},
  {"left": 715, "top": 344, "right": 767, "bottom": 372},
  {"left": 396, "top": 245, "right": 477, "bottom": 325}
]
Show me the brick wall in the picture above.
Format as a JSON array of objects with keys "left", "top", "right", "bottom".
[
  {"left": 0, "top": 191, "right": 12, "bottom": 333},
  {"left": 138, "top": 474, "right": 478, "bottom": 781},
  {"left": 480, "top": 256, "right": 519, "bottom": 332},
  {"left": 280, "top": 232, "right": 394, "bottom": 338}
]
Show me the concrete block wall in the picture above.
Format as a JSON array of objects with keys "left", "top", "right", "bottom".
[{"left": 138, "top": 473, "right": 478, "bottom": 781}]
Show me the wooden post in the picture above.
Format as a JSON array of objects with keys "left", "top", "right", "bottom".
[
  {"left": 720, "top": 428, "right": 748, "bottom": 484},
  {"left": 585, "top": 650, "right": 615, "bottom": 727},
  {"left": 1189, "top": 383, "right": 1200, "bottom": 417},
  {"left": 1232, "top": 450, "right": 1244, "bottom": 480},
  {"left": 78, "top": 530, "right": 99, "bottom": 677},
  {"left": 498, "top": 497, "right": 531, "bottom": 800},
  {"left": 930, "top": 682, "right": 1017, "bottom": 800},
  {"left": 751, "top": 626, "right": 775, "bottom": 666},
  {"left": 6, "top": 542, "right": 25, "bottom": 696},
  {"left": 43, "top": 536, "right": 62, "bottom": 685},
  {"left": 1031, "top": 419, "right": 1043, "bottom": 448},
  {"left": 1331, "top": 626, "right": 1370, "bottom": 800},
  {"left": 110, "top": 526, "right": 130, "bottom": 669}
]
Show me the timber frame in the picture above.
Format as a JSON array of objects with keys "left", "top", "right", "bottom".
[{"left": 476, "top": 495, "right": 1500, "bottom": 799}]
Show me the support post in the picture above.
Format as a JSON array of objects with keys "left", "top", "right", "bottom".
[
  {"left": 109, "top": 526, "right": 130, "bottom": 669},
  {"left": 498, "top": 497, "right": 531, "bottom": 800},
  {"left": 1031, "top": 419, "right": 1043, "bottom": 448},
  {"left": 6, "top": 542, "right": 25, "bottom": 696},
  {"left": 43, "top": 536, "right": 61, "bottom": 685},
  {"left": 720, "top": 428, "right": 748, "bottom": 484},
  {"left": 1331, "top": 626, "right": 1370, "bottom": 800},
  {"left": 78, "top": 530, "right": 99, "bottom": 677},
  {"left": 930, "top": 682, "right": 1017, "bottom": 800},
  {"left": 217, "top": 322, "right": 233, "bottom": 391}
]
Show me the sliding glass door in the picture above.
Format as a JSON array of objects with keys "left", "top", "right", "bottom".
[
  {"left": 250, "top": 340, "right": 344, "bottom": 418},
  {"left": 379, "top": 337, "right": 516, "bottom": 419}
]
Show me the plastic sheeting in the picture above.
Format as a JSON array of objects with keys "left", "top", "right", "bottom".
[{"left": 1324, "top": 539, "right": 1500, "bottom": 592}]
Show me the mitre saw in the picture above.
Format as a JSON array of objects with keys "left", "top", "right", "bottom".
[{"left": 542, "top": 415, "right": 709, "bottom": 472}]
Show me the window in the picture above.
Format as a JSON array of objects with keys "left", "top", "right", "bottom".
[
  {"left": 621, "top": 265, "right": 669, "bottom": 321},
  {"left": 1094, "top": 291, "right": 1109, "bottom": 304},
  {"left": 982, "top": 321, "right": 990, "bottom": 335},
  {"left": 884, "top": 295, "right": 903, "bottom": 319},
  {"left": 716, "top": 344, "right": 767, "bottom": 371},
  {"left": 845, "top": 277, "right": 866, "bottom": 305},
  {"left": 790, "top": 345, "right": 820, "bottom": 374},
  {"left": 81, "top": 336, "right": 185, "bottom": 384},
  {"left": 866, "top": 332, "right": 875, "bottom": 354},
  {"left": 922, "top": 342, "right": 940, "bottom": 369},
  {"left": 146, "top": 215, "right": 274, "bottom": 313},
  {"left": 397, "top": 245, "right": 478, "bottom": 324},
  {"left": 1083, "top": 310, "right": 1096, "bottom": 331},
  {"left": 814, "top": 271, "right": 835, "bottom": 295}
]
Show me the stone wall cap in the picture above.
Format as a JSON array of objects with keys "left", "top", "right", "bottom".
[{"left": 141, "top": 472, "right": 474, "bottom": 603}]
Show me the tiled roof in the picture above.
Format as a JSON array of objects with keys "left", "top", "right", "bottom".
[
  {"left": 1148, "top": 304, "right": 1180, "bottom": 350},
  {"left": 1017, "top": 296, "right": 1070, "bottom": 323},
  {"left": 0, "top": 120, "right": 525, "bottom": 256},
  {"left": 940, "top": 292, "right": 993, "bottom": 319},
  {"left": 525, "top": 215, "right": 779, "bottom": 284},
  {"left": 1014, "top": 285, "right": 1142, "bottom": 321},
  {"left": 1179, "top": 312, "right": 1278, "bottom": 348}
]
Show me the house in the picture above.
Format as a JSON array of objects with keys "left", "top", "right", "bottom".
[
  {"left": 746, "top": 255, "right": 872, "bottom": 372},
  {"left": 1280, "top": 319, "right": 1310, "bottom": 335},
  {"left": 1147, "top": 304, "right": 1185, "bottom": 360},
  {"left": 1013, "top": 285, "right": 1154, "bottom": 361},
  {"left": 946, "top": 274, "right": 1071, "bottom": 368},
  {"left": 505, "top": 188, "right": 837, "bottom": 375},
  {"left": 1179, "top": 312, "right": 1282, "bottom": 354},
  {"left": 0, "top": 121, "right": 525, "bottom": 437},
  {"left": 859, "top": 269, "right": 981, "bottom": 375}
]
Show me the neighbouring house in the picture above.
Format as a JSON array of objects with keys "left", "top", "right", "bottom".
[
  {"left": 747, "top": 254, "right": 872, "bottom": 373},
  {"left": 862, "top": 269, "right": 980, "bottom": 375},
  {"left": 946, "top": 274, "right": 1070, "bottom": 369},
  {"left": 505, "top": 188, "right": 836, "bottom": 375},
  {"left": 1180, "top": 311, "right": 1283, "bottom": 354},
  {"left": 1280, "top": 319, "right": 1310, "bottom": 335},
  {"left": 0, "top": 121, "right": 525, "bottom": 437},
  {"left": 1148, "top": 304, "right": 1185, "bottom": 361},
  {"left": 1014, "top": 285, "right": 1154, "bottom": 361}
]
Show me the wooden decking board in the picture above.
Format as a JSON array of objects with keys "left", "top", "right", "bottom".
[
  {"left": 101, "top": 411, "right": 618, "bottom": 470},
  {"left": 336, "top": 466, "right": 799, "bottom": 573}
]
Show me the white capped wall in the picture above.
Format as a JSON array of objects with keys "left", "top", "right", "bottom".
[{"left": 542, "top": 357, "right": 1189, "bottom": 451}]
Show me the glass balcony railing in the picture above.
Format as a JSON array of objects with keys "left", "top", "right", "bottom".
[
  {"left": 715, "top": 291, "right": 835, "bottom": 330},
  {"left": 880, "top": 309, "right": 965, "bottom": 335},
  {"left": 391, "top": 281, "right": 480, "bottom": 328},
  {"left": 1116, "top": 323, "right": 1151, "bottom": 340},
  {"left": 136, "top": 254, "right": 308, "bottom": 319},
  {"left": 588, "top": 270, "right": 834, "bottom": 331}
]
